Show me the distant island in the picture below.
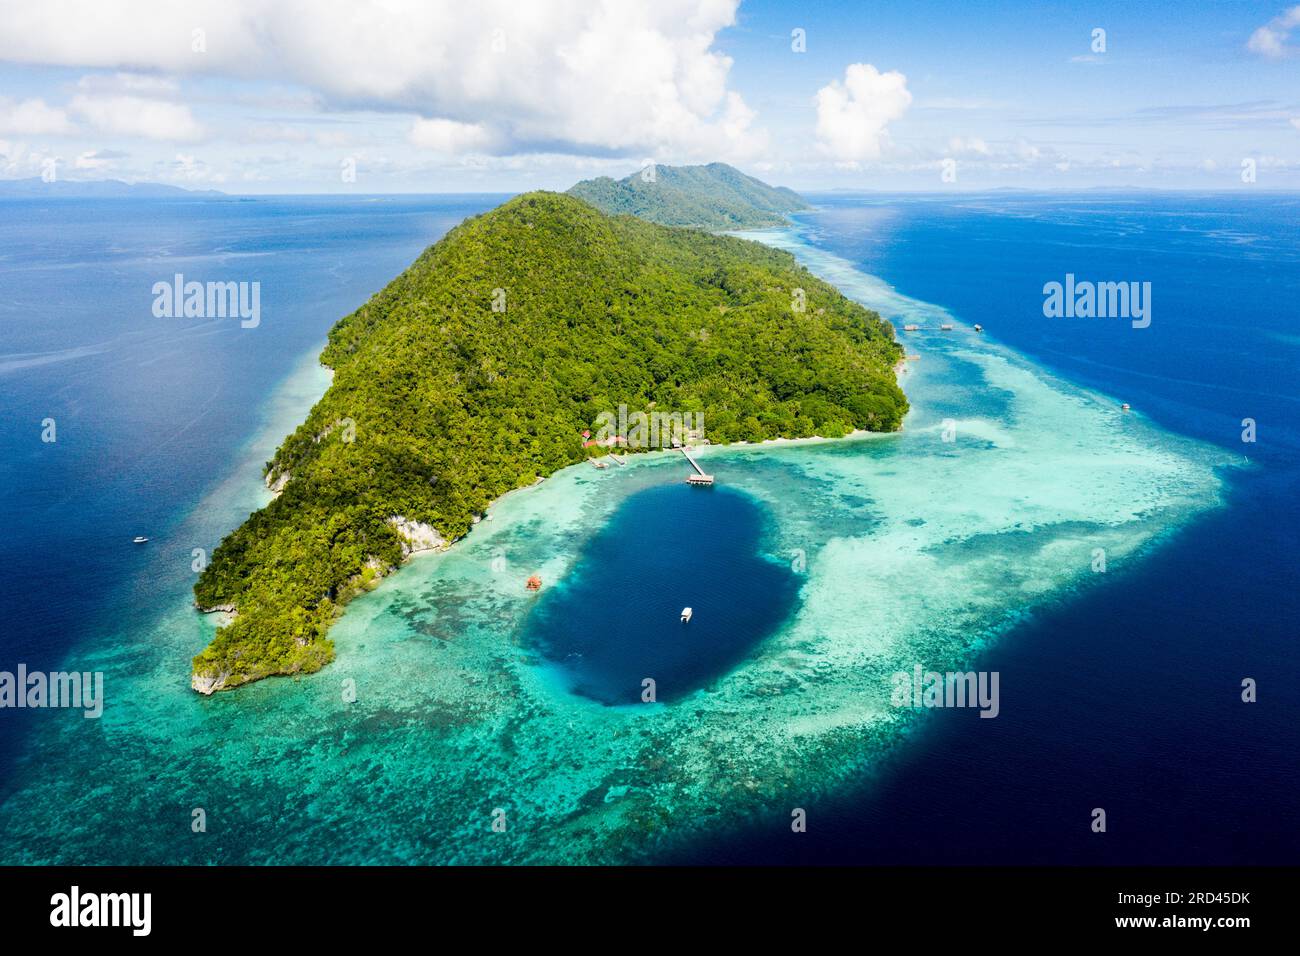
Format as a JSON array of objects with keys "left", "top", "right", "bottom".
[
  {"left": 567, "top": 161, "right": 807, "bottom": 230},
  {"left": 191, "top": 182, "right": 905, "bottom": 694},
  {"left": 0, "top": 177, "right": 225, "bottom": 198}
]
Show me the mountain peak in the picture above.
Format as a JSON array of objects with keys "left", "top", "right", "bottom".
[{"left": 567, "top": 162, "right": 806, "bottom": 230}]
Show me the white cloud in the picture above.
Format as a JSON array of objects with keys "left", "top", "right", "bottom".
[
  {"left": 241, "top": 122, "right": 353, "bottom": 148},
  {"left": 814, "top": 63, "right": 911, "bottom": 162},
  {"left": 76, "top": 72, "right": 180, "bottom": 96},
  {"left": 0, "top": 138, "right": 58, "bottom": 176},
  {"left": 0, "top": 0, "right": 764, "bottom": 159},
  {"left": 1291, "top": 117, "right": 1300, "bottom": 130},
  {"left": 922, "top": 136, "right": 1062, "bottom": 174},
  {"left": 1247, "top": 5, "right": 1300, "bottom": 57},
  {"left": 409, "top": 118, "right": 499, "bottom": 154},
  {"left": 1015, "top": 140, "right": 1042, "bottom": 162},
  {"left": 243, "top": 123, "right": 312, "bottom": 145},
  {"left": 0, "top": 97, "right": 73, "bottom": 135},
  {"left": 73, "top": 149, "right": 124, "bottom": 171},
  {"left": 947, "top": 136, "right": 991, "bottom": 156},
  {"left": 1248, "top": 28, "right": 1285, "bottom": 56},
  {"left": 163, "top": 152, "right": 225, "bottom": 183},
  {"left": 70, "top": 94, "right": 205, "bottom": 142}
]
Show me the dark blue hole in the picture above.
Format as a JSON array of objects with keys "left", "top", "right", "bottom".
[{"left": 527, "top": 482, "right": 801, "bottom": 705}]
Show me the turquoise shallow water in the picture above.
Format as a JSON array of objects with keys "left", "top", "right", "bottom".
[{"left": 0, "top": 220, "right": 1232, "bottom": 865}]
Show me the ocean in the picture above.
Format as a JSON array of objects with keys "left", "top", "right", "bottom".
[
  {"left": 681, "top": 193, "right": 1300, "bottom": 864},
  {"left": 0, "top": 194, "right": 507, "bottom": 770},
  {"left": 0, "top": 192, "right": 1295, "bottom": 864}
]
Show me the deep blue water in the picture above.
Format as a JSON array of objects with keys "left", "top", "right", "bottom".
[
  {"left": 0, "top": 194, "right": 504, "bottom": 772},
  {"left": 675, "top": 193, "right": 1300, "bottom": 865},
  {"left": 528, "top": 484, "right": 800, "bottom": 705}
]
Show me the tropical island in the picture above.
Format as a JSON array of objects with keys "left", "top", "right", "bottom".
[
  {"left": 191, "top": 169, "right": 906, "bottom": 693},
  {"left": 567, "top": 161, "right": 807, "bottom": 229}
]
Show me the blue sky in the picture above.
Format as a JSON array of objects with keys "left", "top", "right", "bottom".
[{"left": 0, "top": 0, "right": 1295, "bottom": 192}]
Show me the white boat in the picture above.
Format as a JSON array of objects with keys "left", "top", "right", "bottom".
[
  {"left": 132, "top": 536, "right": 149, "bottom": 544},
  {"left": 680, "top": 607, "right": 693, "bottom": 623}
]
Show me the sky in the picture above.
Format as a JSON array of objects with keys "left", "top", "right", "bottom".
[{"left": 0, "top": 0, "right": 1296, "bottom": 193}]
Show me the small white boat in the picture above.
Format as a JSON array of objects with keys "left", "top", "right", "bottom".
[
  {"left": 973, "top": 324, "right": 984, "bottom": 333},
  {"left": 680, "top": 607, "right": 693, "bottom": 623},
  {"left": 133, "top": 536, "right": 149, "bottom": 544},
  {"left": 1121, "top": 403, "right": 1131, "bottom": 412}
]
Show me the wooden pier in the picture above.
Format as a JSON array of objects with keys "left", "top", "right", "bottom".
[{"left": 680, "top": 446, "right": 714, "bottom": 486}]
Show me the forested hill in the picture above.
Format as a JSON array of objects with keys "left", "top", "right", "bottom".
[
  {"left": 567, "top": 162, "right": 807, "bottom": 230},
  {"left": 191, "top": 191, "right": 905, "bottom": 693}
]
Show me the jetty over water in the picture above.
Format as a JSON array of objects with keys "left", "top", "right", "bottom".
[{"left": 679, "top": 445, "right": 715, "bottom": 486}]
